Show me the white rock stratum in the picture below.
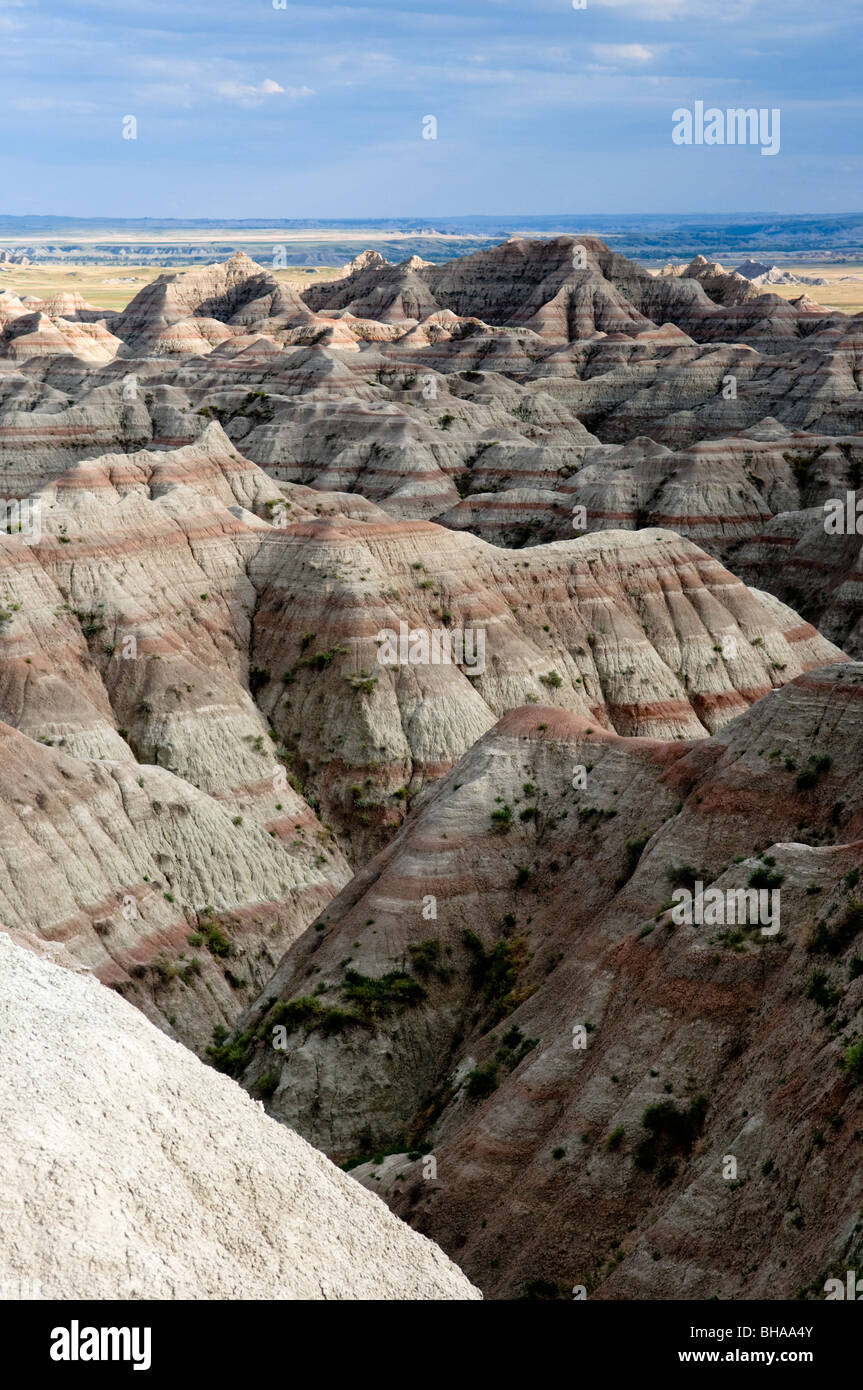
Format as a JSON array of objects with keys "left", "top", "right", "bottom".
[{"left": 0, "top": 931, "right": 479, "bottom": 1301}]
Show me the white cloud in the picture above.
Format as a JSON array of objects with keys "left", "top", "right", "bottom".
[
  {"left": 591, "top": 43, "right": 658, "bottom": 64},
  {"left": 215, "top": 78, "right": 312, "bottom": 106},
  {"left": 595, "top": 0, "right": 753, "bottom": 17},
  {"left": 594, "top": 0, "right": 686, "bottom": 13}
]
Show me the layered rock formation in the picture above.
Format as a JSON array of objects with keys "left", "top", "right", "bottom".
[
  {"left": 0, "top": 419, "right": 839, "bottom": 867},
  {"left": 227, "top": 667, "right": 863, "bottom": 1299},
  {"left": 1, "top": 235, "right": 860, "bottom": 1302},
  {"left": 736, "top": 500, "right": 863, "bottom": 658},
  {"left": 246, "top": 518, "right": 841, "bottom": 854},
  {"left": 0, "top": 718, "right": 348, "bottom": 1055},
  {"left": 2, "top": 241, "right": 860, "bottom": 597}
]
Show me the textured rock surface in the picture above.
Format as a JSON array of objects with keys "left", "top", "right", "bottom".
[
  {"left": 736, "top": 497, "right": 863, "bottom": 659},
  {"left": 1, "top": 235, "right": 860, "bottom": 1302},
  {"left": 246, "top": 519, "right": 841, "bottom": 856},
  {"left": 2, "top": 240, "right": 860, "bottom": 651},
  {"left": 0, "top": 419, "right": 839, "bottom": 860},
  {"left": 228, "top": 667, "right": 863, "bottom": 1299},
  {"left": 0, "top": 417, "right": 843, "bottom": 1046},
  {"left": 0, "top": 931, "right": 478, "bottom": 1300},
  {"left": 0, "top": 720, "right": 347, "bottom": 1053}
]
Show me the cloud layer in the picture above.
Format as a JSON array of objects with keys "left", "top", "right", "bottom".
[{"left": 0, "top": 0, "right": 859, "bottom": 215}]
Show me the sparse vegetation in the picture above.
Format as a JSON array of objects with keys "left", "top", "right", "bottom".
[
  {"left": 635, "top": 1096, "right": 708, "bottom": 1173},
  {"left": 841, "top": 1039, "right": 863, "bottom": 1081},
  {"left": 805, "top": 970, "right": 840, "bottom": 1011},
  {"left": 748, "top": 866, "right": 784, "bottom": 891},
  {"left": 809, "top": 900, "right": 863, "bottom": 957},
  {"left": 465, "top": 1063, "right": 499, "bottom": 1100},
  {"left": 462, "top": 929, "right": 534, "bottom": 1026}
]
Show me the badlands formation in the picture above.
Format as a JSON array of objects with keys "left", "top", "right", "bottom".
[
  {"left": 237, "top": 668, "right": 863, "bottom": 1298},
  {"left": 0, "top": 235, "right": 861, "bottom": 1300}
]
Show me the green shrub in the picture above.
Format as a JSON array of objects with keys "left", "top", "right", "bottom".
[
  {"left": 407, "top": 938, "right": 442, "bottom": 978},
  {"left": 748, "top": 867, "right": 784, "bottom": 890},
  {"left": 465, "top": 1063, "right": 499, "bottom": 1100},
  {"left": 342, "top": 969, "right": 426, "bottom": 1020},
  {"left": 200, "top": 923, "right": 231, "bottom": 957},
  {"left": 495, "top": 1025, "right": 538, "bottom": 1071},
  {"left": 841, "top": 1038, "right": 863, "bottom": 1080},
  {"left": 270, "top": 996, "right": 324, "bottom": 1030},
  {"left": 320, "top": 1008, "right": 363, "bottom": 1035},
  {"left": 805, "top": 970, "right": 840, "bottom": 1011},
  {"left": 295, "top": 644, "right": 348, "bottom": 673},
  {"left": 462, "top": 931, "right": 533, "bottom": 1025},
  {"left": 635, "top": 1096, "right": 707, "bottom": 1172},
  {"left": 809, "top": 900, "right": 863, "bottom": 957},
  {"left": 347, "top": 670, "right": 378, "bottom": 694},
  {"left": 796, "top": 754, "right": 831, "bottom": 790},
  {"left": 206, "top": 1026, "right": 256, "bottom": 1079},
  {"left": 667, "top": 864, "right": 700, "bottom": 891}
]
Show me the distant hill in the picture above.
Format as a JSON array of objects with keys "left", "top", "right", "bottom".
[{"left": 1, "top": 213, "right": 862, "bottom": 266}]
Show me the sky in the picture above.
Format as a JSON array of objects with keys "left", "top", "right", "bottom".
[{"left": 0, "top": 0, "right": 860, "bottom": 218}]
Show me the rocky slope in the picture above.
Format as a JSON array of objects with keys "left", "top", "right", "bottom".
[
  {"left": 1, "top": 234, "right": 860, "bottom": 1302},
  {"left": 0, "top": 420, "right": 839, "bottom": 854},
  {"left": 0, "top": 718, "right": 348, "bottom": 1055},
  {"left": 0, "top": 931, "right": 478, "bottom": 1300},
  {"left": 439, "top": 425, "right": 863, "bottom": 563},
  {"left": 246, "top": 518, "right": 841, "bottom": 852},
  {"left": 735, "top": 497, "right": 863, "bottom": 659},
  {"left": 0, "top": 421, "right": 842, "bottom": 1048},
  {"left": 227, "top": 665, "right": 863, "bottom": 1299}
]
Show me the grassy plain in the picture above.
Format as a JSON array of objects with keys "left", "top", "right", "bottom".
[
  {"left": 0, "top": 263, "right": 343, "bottom": 312},
  {"left": 759, "top": 265, "right": 863, "bottom": 314}
]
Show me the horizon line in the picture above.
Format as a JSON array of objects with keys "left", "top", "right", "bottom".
[{"left": 2, "top": 211, "right": 863, "bottom": 224}]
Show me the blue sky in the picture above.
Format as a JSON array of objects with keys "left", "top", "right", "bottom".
[{"left": 0, "top": 0, "right": 859, "bottom": 217}]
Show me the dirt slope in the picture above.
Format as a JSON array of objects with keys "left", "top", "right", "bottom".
[{"left": 0, "top": 931, "right": 479, "bottom": 1300}]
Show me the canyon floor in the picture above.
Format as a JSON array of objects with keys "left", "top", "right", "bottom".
[{"left": 1, "top": 234, "right": 861, "bottom": 1301}]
